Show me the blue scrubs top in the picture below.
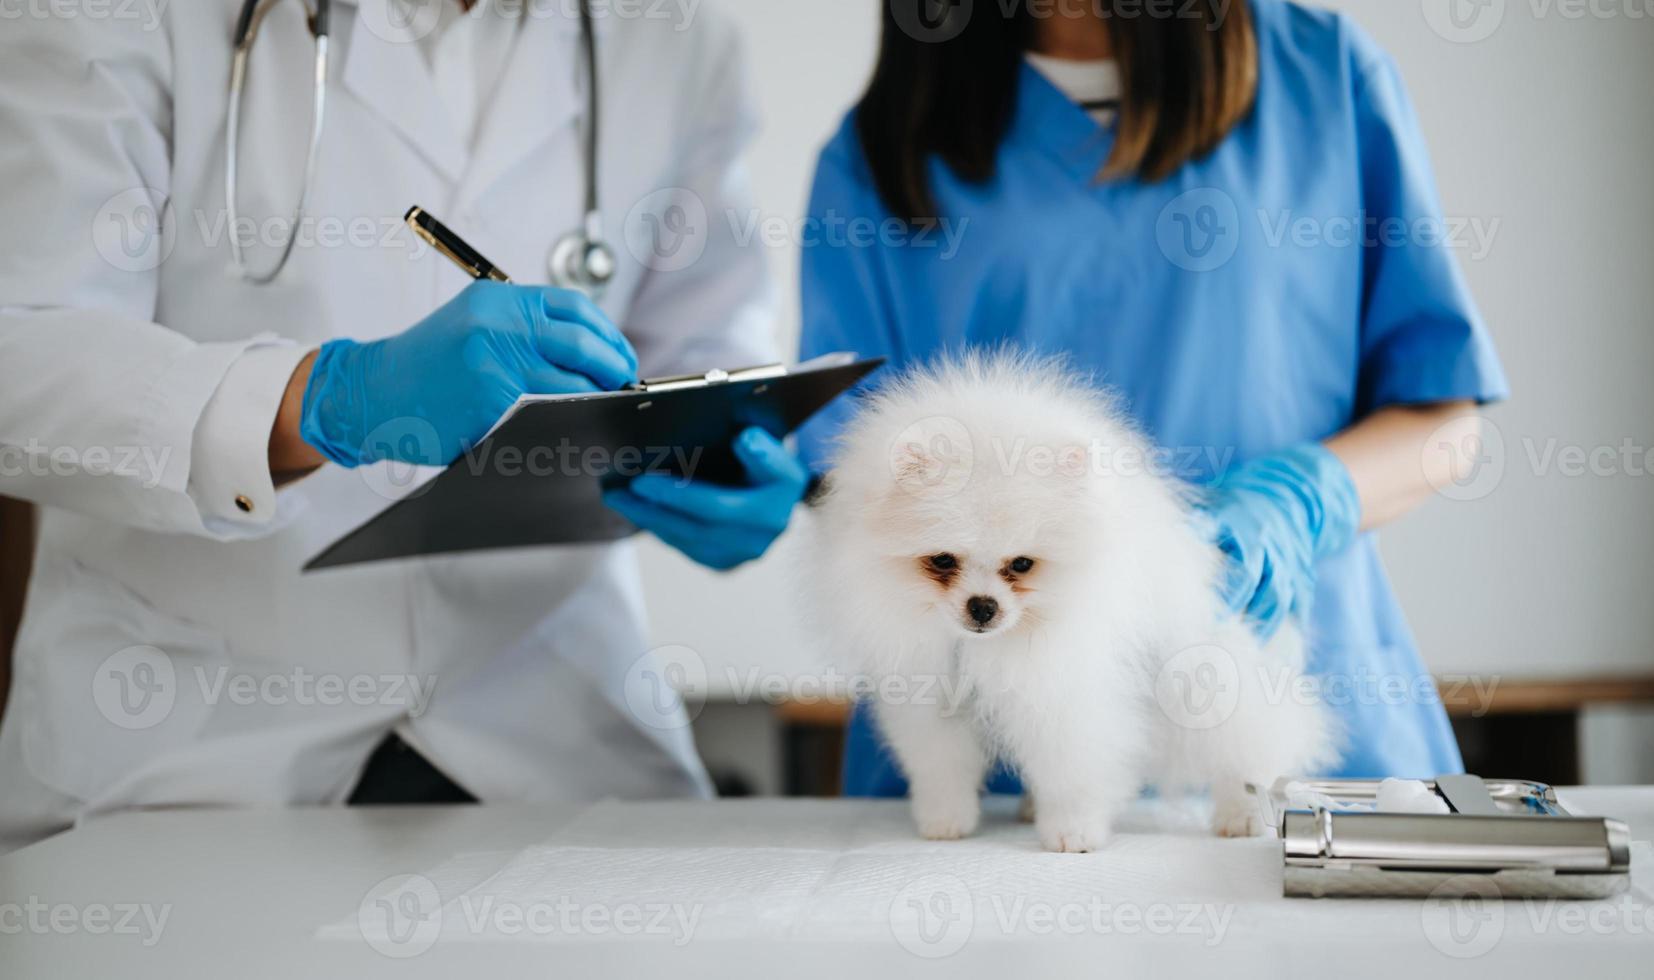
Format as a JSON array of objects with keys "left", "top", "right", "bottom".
[{"left": 796, "top": 0, "right": 1508, "bottom": 796}]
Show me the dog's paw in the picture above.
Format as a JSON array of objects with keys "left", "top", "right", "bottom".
[
  {"left": 1037, "top": 817, "right": 1111, "bottom": 853},
  {"left": 1017, "top": 795, "right": 1036, "bottom": 824},
  {"left": 1211, "top": 797, "right": 1261, "bottom": 838},
  {"left": 912, "top": 796, "right": 980, "bottom": 841}
]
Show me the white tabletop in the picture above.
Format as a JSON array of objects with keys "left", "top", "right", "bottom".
[{"left": 2, "top": 788, "right": 1651, "bottom": 980}]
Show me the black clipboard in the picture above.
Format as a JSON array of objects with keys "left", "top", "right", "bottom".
[{"left": 303, "top": 355, "right": 882, "bottom": 570}]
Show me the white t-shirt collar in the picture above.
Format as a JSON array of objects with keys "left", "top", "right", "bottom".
[{"left": 1025, "top": 52, "right": 1121, "bottom": 125}]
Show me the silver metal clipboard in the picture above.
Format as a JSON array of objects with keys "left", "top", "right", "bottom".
[{"left": 1254, "top": 775, "right": 1632, "bottom": 899}]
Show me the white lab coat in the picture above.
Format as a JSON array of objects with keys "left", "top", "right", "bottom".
[{"left": 0, "top": 0, "right": 774, "bottom": 850}]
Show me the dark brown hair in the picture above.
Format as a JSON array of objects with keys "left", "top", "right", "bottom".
[{"left": 857, "top": 0, "right": 1257, "bottom": 221}]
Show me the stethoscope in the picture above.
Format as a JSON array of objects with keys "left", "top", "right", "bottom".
[{"left": 225, "top": 0, "right": 616, "bottom": 297}]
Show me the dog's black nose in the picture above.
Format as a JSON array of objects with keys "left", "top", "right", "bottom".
[{"left": 966, "top": 596, "right": 999, "bottom": 625}]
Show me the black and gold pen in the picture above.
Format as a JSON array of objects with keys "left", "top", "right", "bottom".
[
  {"left": 405, "top": 205, "right": 666, "bottom": 391},
  {"left": 404, "top": 205, "right": 511, "bottom": 283}
]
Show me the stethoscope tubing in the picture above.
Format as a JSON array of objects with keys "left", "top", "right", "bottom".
[
  {"left": 225, "top": 0, "right": 607, "bottom": 293},
  {"left": 226, "top": 0, "right": 331, "bottom": 284}
]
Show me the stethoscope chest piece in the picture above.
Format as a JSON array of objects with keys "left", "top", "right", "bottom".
[{"left": 549, "top": 221, "right": 616, "bottom": 301}]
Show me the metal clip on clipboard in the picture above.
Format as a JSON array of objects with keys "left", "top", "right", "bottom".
[
  {"left": 623, "top": 353, "right": 854, "bottom": 394},
  {"left": 1254, "top": 775, "right": 1632, "bottom": 899}
]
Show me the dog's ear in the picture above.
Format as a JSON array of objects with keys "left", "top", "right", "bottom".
[
  {"left": 802, "top": 471, "right": 832, "bottom": 507},
  {"left": 890, "top": 440, "right": 940, "bottom": 484},
  {"left": 886, "top": 420, "right": 973, "bottom": 499},
  {"left": 1056, "top": 443, "right": 1087, "bottom": 478}
]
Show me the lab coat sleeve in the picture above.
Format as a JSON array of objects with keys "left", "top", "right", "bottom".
[
  {"left": 0, "top": 17, "right": 297, "bottom": 537},
  {"left": 1348, "top": 31, "right": 1509, "bottom": 415},
  {"left": 794, "top": 127, "right": 904, "bottom": 474},
  {"left": 185, "top": 344, "right": 315, "bottom": 535},
  {"left": 621, "top": 12, "right": 777, "bottom": 378}
]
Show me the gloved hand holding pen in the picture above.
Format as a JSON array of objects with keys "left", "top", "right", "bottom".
[{"left": 296, "top": 280, "right": 638, "bottom": 468}]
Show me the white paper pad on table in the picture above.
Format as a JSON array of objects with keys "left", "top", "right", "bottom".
[{"left": 318, "top": 798, "right": 1270, "bottom": 947}]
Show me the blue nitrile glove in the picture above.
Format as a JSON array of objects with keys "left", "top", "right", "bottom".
[
  {"left": 602, "top": 427, "right": 809, "bottom": 571},
  {"left": 1198, "top": 443, "right": 1362, "bottom": 639},
  {"left": 300, "top": 281, "right": 637, "bottom": 467}
]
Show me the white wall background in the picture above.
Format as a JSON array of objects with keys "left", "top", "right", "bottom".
[
  {"left": 641, "top": 1, "right": 1654, "bottom": 701},
  {"left": 635, "top": 0, "right": 881, "bottom": 694}
]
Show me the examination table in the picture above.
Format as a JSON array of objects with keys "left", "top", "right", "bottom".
[{"left": 2, "top": 788, "right": 1649, "bottom": 979}]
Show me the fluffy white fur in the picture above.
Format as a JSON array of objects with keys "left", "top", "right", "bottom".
[{"left": 807, "top": 353, "right": 1336, "bottom": 852}]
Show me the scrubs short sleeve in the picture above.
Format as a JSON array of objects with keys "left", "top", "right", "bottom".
[
  {"left": 796, "top": 132, "right": 902, "bottom": 474},
  {"left": 1349, "top": 35, "right": 1509, "bottom": 414}
]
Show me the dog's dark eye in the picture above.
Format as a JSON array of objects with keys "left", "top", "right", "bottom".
[
  {"left": 1008, "top": 556, "right": 1036, "bottom": 574},
  {"left": 928, "top": 553, "right": 958, "bottom": 571}
]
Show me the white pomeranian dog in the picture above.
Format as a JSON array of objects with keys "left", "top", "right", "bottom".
[{"left": 806, "top": 353, "right": 1336, "bottom": 852}]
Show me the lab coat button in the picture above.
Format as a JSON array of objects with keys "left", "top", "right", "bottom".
[{"left": 235, "top": 494, "right": 255, "bottom": 514}]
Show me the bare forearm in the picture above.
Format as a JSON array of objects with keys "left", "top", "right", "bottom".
[
  {"left": 268, "top": 350, "right": 324, "bottom": 483},
  {"left": 1324, "top": 400, "right": 1480, "bottom": 531}
]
